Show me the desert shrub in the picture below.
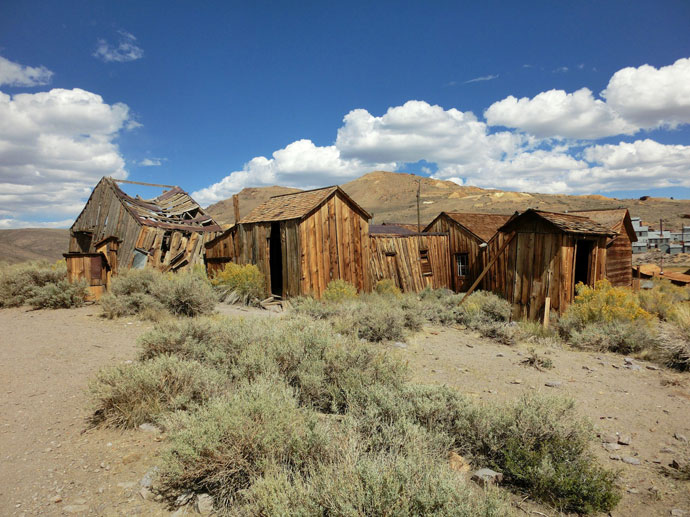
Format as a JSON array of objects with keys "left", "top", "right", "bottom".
[
  {"left": 210, "top": 263, "right": 265, "bottom": 305},
  {"left": 459, "top": 290, "right": 512, "bottom": 324},
  {"left": 559, "top": 280, "right": 652, "bottom": 333},
  {"left": 27, "top": 278, "right": 89, "bottom": 309},
  {"left": 568, "top": 319, "right": 658, "bottom": 354},
  {"left": 0, "top": 260, "right": 87, "bottom": 309},
  {"left": 89, "top": 355, "right": 225, "bottom": 429},
  {"left": 101, "top": 268, "right": 216, "bottom": 319},
  {"left": 139, "top": 315, "right": 408, "bottom": 413},
  {"left": 374, "top": 279, "right": 402, "bottom": 297},
  {"left": 153, "top": 271, "right": 217, "bottom": 317},
  {"left": 451, "top": 395, "right": 620, "bottom": 514},
  {"left": 658, "top": 322, "right": 690, "bottom": 371},
  {"left": 322, "top": 279, "right": 358, "bottom": 302},
  {"left": 350, "top": 385, "right": 619, "bottom": 514},
  {"left": 638, "top": 279, "right": 690, "bottom": 320},
  {"left": 671, "top": 303, "right": 690, "bottom": 333},
  {"left": 235, "top": 452, "right": 510, "bottom": 517},
  {"left": 157, "top": 379, "right": 344, "bottom": 507}
]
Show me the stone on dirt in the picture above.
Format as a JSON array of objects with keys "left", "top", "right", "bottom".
[
  {"left": 622, "top": 456, "right": 641, "bottom": 465},
  {"left": 603, "top": 442, "right": 622, "bottom": 452},
  {"left": 544, "top": 381, "right": 562, "bottom": 388},
  {"left": 196, "top": 493, "right": 214, "bottom": 515},
  {"left": 471, "top": 468, "right": 503, "bottom": 486},
  {"left": 138, "top": 423, "right": 161, "bottom": 433},
  {"left": 618, "top": 434, "right": 632, "bottom": 445},
  {"left": 139, "top": 466, "right": 159, "bottom": 488},
  {"left": 674, "top": 433, "right": 688, "bottom": 443}
]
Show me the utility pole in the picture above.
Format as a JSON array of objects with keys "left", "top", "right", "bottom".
[{"left": 416, "top": 179, "right": 421, "bottom": 233}]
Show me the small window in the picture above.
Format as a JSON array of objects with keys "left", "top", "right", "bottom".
[
  {"left": 419, "top": 249, "right": 432, "bottom": 276},
  {"left": 455, "top": 253, "right": 469, "bottom": 277},
  {"left": 132, "top": 249, "right": 148, "bottom": 269}
]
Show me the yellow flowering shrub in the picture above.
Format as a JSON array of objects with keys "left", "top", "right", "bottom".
[
  {"left": 210, "top": 263, "right": 265, "bottom": 304},
  {"left": 568, "top": 280, "right": 652, "bottom": 326}
]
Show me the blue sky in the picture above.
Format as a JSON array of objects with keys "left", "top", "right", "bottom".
[{"left": 1, "top": 1, "right": 690, "bottom": 227}]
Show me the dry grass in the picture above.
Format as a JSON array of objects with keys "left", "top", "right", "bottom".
[{"left": 0, "top": 260, "right": 88, "bottom": 309}]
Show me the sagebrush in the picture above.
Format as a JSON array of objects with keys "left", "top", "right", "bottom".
[
  {"left": 210, "top": 262, "right": 265, "bottom": 305},
  {"left": 0, "top": 260, "right": 88, "bottom": 309}
]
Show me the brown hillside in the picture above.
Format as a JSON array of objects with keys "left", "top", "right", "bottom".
[
  {"left": 205, "top": 185, "right": 301, "bottom": 225},
  {"left": 340, "top": 171, "right": 690, "bottom": 231},
  {"left": 0, "top": 229, "right": 69, "bottom": 265}
]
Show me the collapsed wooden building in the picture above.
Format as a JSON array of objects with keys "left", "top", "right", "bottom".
[
  {"left": 204, "top": 186, "right": 371, "bottom": 298},
  {"left": 65, "top": 177, "right": 221, "bottom": 296},
  {"left": 482, "top": 209, "right": 614, "bottom": 320},
  {"left": 369, "top": 224, "right": 451, "bottom": 292},
  {"left": 424, "top": 212, "right": 512, "bottom": 292},
  {"left": 568, "top": 208, "right": 637, "bottom": 287}
]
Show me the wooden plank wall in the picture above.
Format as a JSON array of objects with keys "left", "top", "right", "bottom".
[
  {"left": 426, "top": 215, "right": 484, "bottom": 291},
  {"left": 70, "top": 180, "right": 217, "bottom": 273},
  {"left": 605, "top": 233, "right": 633, "bottom": 287},
  {"left": 299, "top": 194, "right": 370, "bottom": 298},
  {"left": 369, "top": 234, "right": 451, "bottom": 292},
  {"left": 485, "top": 226, "right": 608, "bottom": 320}
]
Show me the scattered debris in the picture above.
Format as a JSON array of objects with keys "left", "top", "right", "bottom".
[{"left": 471, "top": 468, "right": 503, "bottom": 487}]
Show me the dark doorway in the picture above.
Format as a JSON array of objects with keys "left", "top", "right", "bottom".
[
  {"left": 269, "top": 222, "right": 283, "bottom": 296},
  {"left": 574, "top": 240, "right": 593, "bottom": 286}
]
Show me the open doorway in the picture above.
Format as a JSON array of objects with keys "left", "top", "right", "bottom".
[
  {"left": 574, "top": 239, "right": 593, "bottom": 286},
  {"left": 269, "top": 222, "right": 283, "bottom": 296}
]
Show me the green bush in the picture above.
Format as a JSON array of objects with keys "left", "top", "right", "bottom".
[
  {"left": 638, "top": 279, "right": 690, "bottom": 320},
  {"left": 154, "top": 271, "right": 218, "bottom": 317},
  {"left": 568, "top": 319, "right": 658, "bottom": 354},
  {"left": 101, "top": 269, "right": 216, "bottom": 319},
  {"left": 235, "top": 452, "right": 510, "bottom": 517},
  {"left": 158, "top": 379, "right": 343, "bottom": 506},
  {"left": 322, "top": 279, "right": 358, "bottom": 302},
  {"left": 210, "top": 262, "right": 265, "bottom": 305},
  {"left": 89, "top": 355, "right": 225, "bottom": 429},
  {"left": 0, "top": 260, "right": 87, "bottom": 309},
  {"left": 374, "top": 279, "right": 402, "bottom": 297}
]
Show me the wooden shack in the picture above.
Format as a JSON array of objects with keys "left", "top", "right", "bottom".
[
  {"left": 569, "top": 209, "right": 636, "bottom": 287},
  {"left": 68, "top": 177, "right": 221, "bottom": 276},
  {"left": 369, "top": 225, "right": 451, "bottom": 292},
  {"left": 204, "top": 186, "right": 371, "bottom": 298},
  {"left": 424, "top": 212, "right": 512, "bottom": 292},
  {"left": 483, "top": 209, "right": 613, "bottom": 320}
]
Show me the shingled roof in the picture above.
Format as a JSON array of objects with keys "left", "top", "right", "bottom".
[
  {"left": 569, "top": 208, "right": 636, "bottom": 242},
  {"left": 426, "top": 212, "right": 512, "bottom": 242},
  {"left": 501, "top": 209, "right": 613, "bottom": 235},
  {"left": 239, "top": 186, "right": 371, "bottom": 223},
  {"left": 108, "top": 178, "right": 221, "bottom": 232}
]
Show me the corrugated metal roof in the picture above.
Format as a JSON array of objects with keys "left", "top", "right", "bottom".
[
  {"left": 239, "top": 186, "right": 371, "bottom": 223},
  {"left": 108, "top": 178, "right": 221, "bottom": 232},
  {"left": 443, "top": 212, "right": 512, "bottom": 242}
]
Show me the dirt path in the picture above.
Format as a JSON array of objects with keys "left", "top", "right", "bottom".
[
  {"left": 399, "top": 326, "right": 690, "bottom": 517},
  {"left": 0, "top": 306, "right": 170, "bottom": 516},
  {"left": 1, "top": 306, "right": 688, "bottom": 516}
]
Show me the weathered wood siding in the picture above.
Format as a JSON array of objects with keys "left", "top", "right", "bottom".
[
  {"left": 205, "top": 192, "right": 370, "bottom": 298},
  {"left": 70, "top": 179, "right": 215, "bottom": 272},
  {"left": 369, "top": 234, "right": 451, "bottom": 292},
  {"left": 299, "top": 194, "right": 370, "bottom": 298},
  {"left": 64, "top": 253, "right": 109, "bottom": 300},
  {"left": 484, "top": 218, "right": 607, "bottom": 320},
  {"left": 605, "top": 232, "right": 633, "bottom": 287},
  {"left": 425, "top": 215, "right": 484, "bottom": 292}
]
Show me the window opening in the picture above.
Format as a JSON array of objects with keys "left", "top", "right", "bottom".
[
  {"left": 455, "top": 253, "right": 469, "bottom": 277},
  {"left": 419, "top": 249, "right": 432, "bottom": 276}
]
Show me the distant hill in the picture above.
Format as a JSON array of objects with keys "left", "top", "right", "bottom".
[
  {"left": 0, "top": 229, "right": 69, "bottom": 265},
  {"left": 4, "top": 171, "right": 689, "bottom": 265},
  {"left": 203, "top": 171, "right": 690, "bottom": 231}
]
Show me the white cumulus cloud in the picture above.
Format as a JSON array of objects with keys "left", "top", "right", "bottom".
[
  {"left": 485, "top": 88, "right": 636, "bottom": 139},
  {"left": 0, "top": 55, "right": 53, "bottom": 87},
  {"left": 602, "top": 58, "right": 690, "bottom": 129},
  {"left": 139, "top": 158, "right": 163, "bottom": 166},
  {"left": 93, "top": 31, "right": 144, "bottom": 63},
  {"left": 0, "top": 87, "right": 134, "bottom": 227},
  {"left": 486, "top": 58, "right": 690, "bottom": 140},
  {"left": 192, "top": 139, "right": 395, "bottom": 205}
]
